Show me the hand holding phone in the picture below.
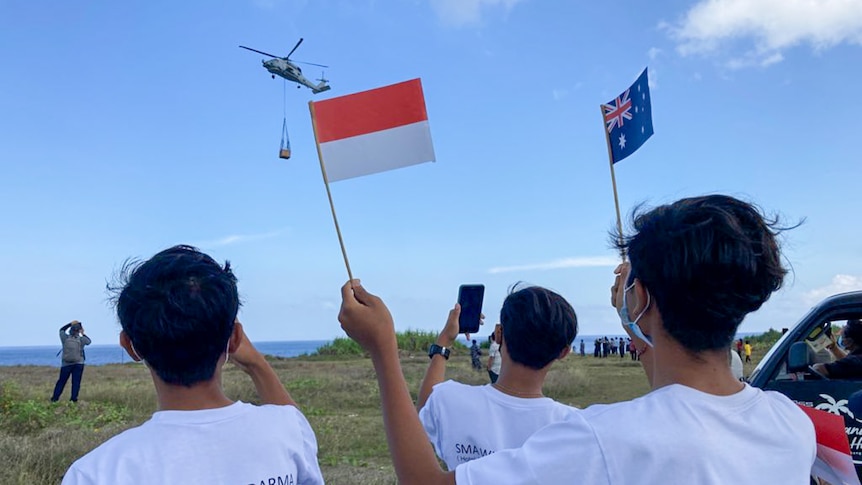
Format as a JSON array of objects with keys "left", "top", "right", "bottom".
[{"left": 457, "top": 284, "right": 485, "bottom": 334}]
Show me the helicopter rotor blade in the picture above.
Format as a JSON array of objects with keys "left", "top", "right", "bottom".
[
  {"left": 239, "top": 46, "right": 279, "bottom": 58},
  {"left": 295, "top": 60, "right": 329, "bottom": 68},
  {"left": 286, "top": 37, "right": 304, "bottom": 59}
]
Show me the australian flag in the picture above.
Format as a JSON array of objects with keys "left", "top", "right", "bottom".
[{"left": 602, "top": 68, "right": 653, "bottom": 164}]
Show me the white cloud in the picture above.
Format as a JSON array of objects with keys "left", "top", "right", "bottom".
[
  {"left": 488, "top": 256, "right": 619, "bottom": 274},
  {"left": 552, "top": 88, "right": 569, "bottom": 100},
  {"left": 198, "top": 229, "right": 285, "bottom": 248},
  {"left": 667, "top": 0, "right": 862, "bottom": 66},
  {"left": 647, "top": 47, "right": 662, "bottom": 60},
  {"left": 803, "top": 274, "right": 862, "bottom": 305},
  {"left": 647, "top": 67, "right": 658, "bottom": 89},
  {"left": 430, "top": 0, "right": 525, "bottom": 26}
]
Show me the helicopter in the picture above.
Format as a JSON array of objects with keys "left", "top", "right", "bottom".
[{"left": 239, "top": 38, "right": 331, "bottom": 94}]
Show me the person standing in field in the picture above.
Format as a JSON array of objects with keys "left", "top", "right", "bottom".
[
  {"left": 470, "top": 340, "right": 482, "bottom": 371},
  {"left": 579, "top": 338, "right": 585, "bottom": 357},
  {"left": 736, "top": 338, "right": 744, "bottom": 358},
  {"left": 51, "top": 321, "right": 92, "bottom": 403},
  {"left": 62, "top": 245, "right": 323, "bottom": 485},
  {"left": 744, "top": 340, "right": 753, "bottom": 363},
  {"left": 486, "top": 330, "right": 502, "bottom": 383}
]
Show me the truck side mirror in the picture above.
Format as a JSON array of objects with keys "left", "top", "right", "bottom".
[{"left": 787, "top": 341, "right": 813, "bottom": 373}]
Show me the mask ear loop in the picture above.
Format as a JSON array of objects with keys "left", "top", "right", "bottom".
[
  {"left": 623, "top": 282, "right": 653, "bottom": 349},
  {"left": 129, "top": 340, "right": 147, "bottom": 366},
  {"left": 224, "top": 340, "right": 230, "bottom": 366},
  {"left": 632, "top": 290, "right": 652, "bottom": 326}
]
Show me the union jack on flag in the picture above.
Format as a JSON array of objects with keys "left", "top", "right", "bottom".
[
  {"left": 601, "top": 68, "right": 654, "bottom": 164},
  {"left": 603, "top": 90, "right": 632, "bottom": 133}
]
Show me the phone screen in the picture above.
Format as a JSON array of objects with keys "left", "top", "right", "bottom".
[{"left": 458, "top": 285, "right": 485, "bottom": 334}]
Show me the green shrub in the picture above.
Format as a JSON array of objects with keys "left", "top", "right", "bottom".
[
  {"left": 315, "top": 337, "right": 364, "bottom": 357},
  {"left": 746, "top": 328, "right": 784, "bottom": 349},
  {"left": 0, "top": 381, "right": 130, "bottom": 435},
  {"left": 313, "top": 331, "right": 467, "bottom": 357}
]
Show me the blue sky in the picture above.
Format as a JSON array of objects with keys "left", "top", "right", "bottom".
[{"left": 1, "top": 0, "right": 860, "bottom": 346}]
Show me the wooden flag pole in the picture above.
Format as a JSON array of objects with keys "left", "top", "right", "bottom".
[
  {"left": 309, "top": 101, "right": 354, "bottom": 281},
  {"left": 601, "top": 105, "right": 626, "bottom": 261}
]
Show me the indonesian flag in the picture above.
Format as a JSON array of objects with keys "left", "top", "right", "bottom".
[
  {"left": 310, "top": 78, "right": 435, "bottom": 182},
  {"left": 798, "top": 405, "right": 861, "bottom": 485}
]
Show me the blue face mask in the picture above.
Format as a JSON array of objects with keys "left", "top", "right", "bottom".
[
  {"left": 838, "top": 336, "right": 845, "bottom": 348},
  {"left": 619, "top": 280, "right": 653, "bottom": 347}
]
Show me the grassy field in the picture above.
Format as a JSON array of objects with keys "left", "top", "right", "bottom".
[{"left": 0, "top": 342, "right": 773, "bottom": 484}]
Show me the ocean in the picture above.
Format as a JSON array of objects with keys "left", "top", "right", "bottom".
[
  {"left": 0, "top": 331, "right": 762, "bottom": 367},
  {"left": 0, "top": 340, "right": 331, "bottom": 367}
]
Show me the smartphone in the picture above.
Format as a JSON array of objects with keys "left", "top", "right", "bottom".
[{"left": 457, "top": 284, "right": 485, "bottom": 334}]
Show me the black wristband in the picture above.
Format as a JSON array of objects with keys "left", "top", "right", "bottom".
[{"left": 428, "top": 344, "right": 450, "bottom": 360}]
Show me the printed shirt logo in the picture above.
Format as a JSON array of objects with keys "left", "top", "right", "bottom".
[{"left": 816, "top": 393, "right": 855, "bottom": 420}]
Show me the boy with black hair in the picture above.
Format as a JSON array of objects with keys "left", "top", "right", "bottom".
[
  {"left": 62, "top": 245, "right": 323, "bottom": 485},
  {"left": 417, "top": 285, "right": 577, "bottom": 469},
  {"left": 337, "top": 194, "right": 816, "bottom": 484}
]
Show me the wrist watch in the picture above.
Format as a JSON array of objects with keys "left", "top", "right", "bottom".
[{"left": 428, "top": 344, "right": 450, "bottom": 360}]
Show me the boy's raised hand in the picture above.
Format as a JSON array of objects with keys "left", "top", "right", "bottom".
[
  {"left": 339, "top": 280, "right": 397, "bottom": 356},
  {"left": 229, "top": 321, "right": 266, "bottom": 373},
  {"left": 438, "top": 304, "right": 460, "bottom": 347}
]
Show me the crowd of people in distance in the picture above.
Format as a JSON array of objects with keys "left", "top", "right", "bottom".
[{"left": 584, "top": 336, "right": 638, "bottom": 360}]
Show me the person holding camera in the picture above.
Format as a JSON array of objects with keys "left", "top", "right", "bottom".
[
  {"left": 414, "top": 285, "right": 578, "bottom": 470},
  {"left": 62, "top": 245, "right": 323, "bottom": 485},
  {"left": 51, "top": 320, "right": 92, "bottom": 403},
  {"left": 337, "top": 194, "right": 815, "bottom": 485}
]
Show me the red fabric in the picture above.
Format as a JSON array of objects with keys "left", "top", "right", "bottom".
[{"left": 312, "top": 79, "right": 428, "bottom": 143}]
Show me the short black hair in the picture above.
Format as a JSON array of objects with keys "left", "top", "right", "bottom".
[
  {"left": 614, "top": 195, "right": 791, "bottom": 352},
  {"left": 499, "top": 284, "right": 578, "bottom": 370},
  {"left": 844, "top": 319, "right": 862, "bottom": 343},
  {"left": 109, "top": 245, "right": 240, "bottom": 387}
]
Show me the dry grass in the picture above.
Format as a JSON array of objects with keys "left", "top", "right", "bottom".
[{"left": 0, "top": 348, "right": 768, "bottom": 485}]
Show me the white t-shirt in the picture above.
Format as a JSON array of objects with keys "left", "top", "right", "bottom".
[
  {"left": 730, "top": 349, "right": 744, "bottom": 381},
  {"left": 62, "top": 401, "right": 324, "bottom": 485},
  {"left": 488, "top": 342, "right": 502, "bottom": 374},
  {"left": 456, "top": 384, "right": 816, "bottom": 485},
  {"left": 419, "top": 380, "right": 577, "bottom": 470}
]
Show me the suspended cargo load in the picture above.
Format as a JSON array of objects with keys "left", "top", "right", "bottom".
[{"left": 279, "top": 118, "right": 291, "bottom": 159}]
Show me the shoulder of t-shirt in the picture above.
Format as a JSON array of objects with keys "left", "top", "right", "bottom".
[
  {"left": 67, "top": 418, "right": 154, "bottom": 471},
  {"left": 425, "top": 381, "right": 483, "bottom": 411},
  {"left": 255, "top": 402, "right": 311, "bottom": 423},
  {"left": 432, "top": 379, "right": 474, "bottom": 394}
]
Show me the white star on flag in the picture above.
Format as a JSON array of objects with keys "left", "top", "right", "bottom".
[{"left": 618, "top": 134, "right": 626, "bottom": 149}]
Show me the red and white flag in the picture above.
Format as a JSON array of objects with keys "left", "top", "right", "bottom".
[
  {"left": 798, "top": 405, "right": 861, "bottom": 485},
  {"left": 310, "top": 78, "right": 435, "bottom": 182}
]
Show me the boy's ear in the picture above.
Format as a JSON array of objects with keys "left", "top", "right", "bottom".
[
  {"left": 120, "top": 331, "right": 142, "bottom": 362},
  {"left": 228, "top": 320, "right": 243, "bottom": 354},
  {"left": 557, "top": 346, "right": 571, "bottom": 360}
]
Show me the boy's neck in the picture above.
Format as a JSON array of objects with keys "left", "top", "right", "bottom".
[
  {"left": 650, "top": 337, "right": 743, "bottom": 396},
  {"left": 495, "top": 360, "right": 550, "bottom": 399},
  {"left": 151, "top": 369, "right": 234, "bottom": 411}
]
